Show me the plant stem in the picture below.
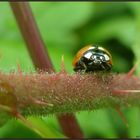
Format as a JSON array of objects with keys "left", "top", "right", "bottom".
[
  {"left": 10, "top": 2, "right": 83, "bottom": 138},
  {"left": 0, "top": 72, "right": 139, "bottom": 115},
  {"left": 10, "top": 2, "right": 54, "bottom": 72}
]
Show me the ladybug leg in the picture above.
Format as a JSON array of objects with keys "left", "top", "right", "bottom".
[
  {"left": 101, "top": 62, "right": 112, "bottom": 71},
  {"left": 79, "top": 60, "right": 87, "bottom": 73},
  {"left": 100, "top": 63, "right": 106, "bottom": 70},
  {"left": 74, "top": 59, "right": 87, "bottom": 73}
]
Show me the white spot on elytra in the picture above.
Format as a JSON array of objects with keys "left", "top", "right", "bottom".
[
  {"left": 104, "top": 54, "right": 110, "bottom": 61},
  {"left": 84, "top": 52, "right": 92, "bottom": 59}
]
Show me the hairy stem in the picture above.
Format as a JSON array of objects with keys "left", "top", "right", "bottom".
[
  {"left": 10, "top": 2, "right": 83, "bottom": 138},
  {"left": 0, "top": 72, "right": 140, "bottom": 115}
]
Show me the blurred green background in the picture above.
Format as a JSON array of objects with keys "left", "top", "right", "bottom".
[{"left": 0, "top": 2, "right": 140, "bottom": 138}]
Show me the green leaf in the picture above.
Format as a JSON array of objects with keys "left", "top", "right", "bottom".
[
  {"left": 125, "top": 107, "right": 140, "bottom": 138},
  {"left": 31, "top": 2, "right": 94, "bottom": 53},
  {"left": 0, "top": 43, "right": 34, "bottom": 72},
  {"left": 0, "top": 119, "right": 41, "bottom": 138},
  {"left": 19, "top": 117, "right": 66, "bottom": 138},
  {"left": 84, "top": 16, "right": 135, "bottom": 47},
  {"left": 76, "top": 110, "right": 117, "bottom": 138}
]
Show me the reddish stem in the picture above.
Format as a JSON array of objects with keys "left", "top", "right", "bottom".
[
  {"left": 10, "top": 2, "right": 54, "bottom": 72},
  {"left": 57, "top": 113, "right": 83, "bottom": 138},
  {"left": 10, "top": 2, "right": 83, "bottom": 138}
]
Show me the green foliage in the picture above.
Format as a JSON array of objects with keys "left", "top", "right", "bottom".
[
  {"left": 0, "top": 1, "right": 140, "bottom": 138},
  {"left": 0, "top": 119, "right": 41, "bottom": 138},
  {"left": 20, "top": 117, "right": 66, "bottom": 138},
  {"left": 31, "top": 2, "right": 93, "bottom": 72}
]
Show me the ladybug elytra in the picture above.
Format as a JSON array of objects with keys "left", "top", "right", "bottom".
[{"left": 72, "top": 45, "right": 113, "bottom": 72}]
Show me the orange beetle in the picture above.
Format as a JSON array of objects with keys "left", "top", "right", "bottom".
[{"left": 72, "top": 45, "right": 113, "bottom": 72}]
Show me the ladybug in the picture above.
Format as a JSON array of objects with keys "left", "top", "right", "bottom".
[{"left": 72, "top": 45, "right": 113, "bottom": 72}]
